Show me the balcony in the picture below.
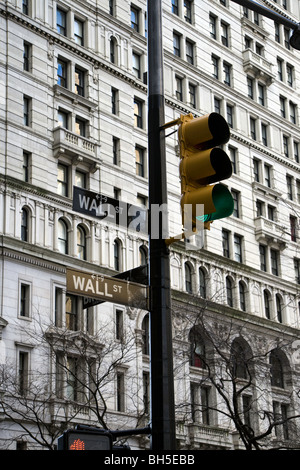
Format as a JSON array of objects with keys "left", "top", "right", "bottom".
[
  {"left": 185, "top": 423, "right": 232, "bottom": 450},
  {"left": 242, "top": 49, "right": 275, "bottom": 84},
  {"left": 53, "top": 126, "right": 101, "bottom": 172},
  {"left": 254, "top": 216, "right": 287, "bottom": 249}
]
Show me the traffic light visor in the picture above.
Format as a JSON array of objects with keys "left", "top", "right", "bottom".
[
  {"left": 181, "top": 183, "right": 234, "bottom": 223},
  {"left": 180, "top": 147, "right": 232, "bottom": 186},
  {"left": 179, "top": 113, "right": 230, "bottom": 150}
]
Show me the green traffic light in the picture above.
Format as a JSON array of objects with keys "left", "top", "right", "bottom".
[{"left": 196, "top": 184, "right": 234, "bottom": 223}]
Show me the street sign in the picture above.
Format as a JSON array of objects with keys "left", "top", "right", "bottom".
[
  {"left": 72, "top": 186, "right": 147, "bottom": 233},
  {"left": 82, "top": 265, "right": 148, "bottom": 309},
  {"left": 66, "top": 268, "right": 148, "bottom": 310}
]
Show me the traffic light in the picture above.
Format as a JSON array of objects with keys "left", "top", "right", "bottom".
[
  {"left": 57, "top": 429, "right": 112, "bottom": 450},
  {"left": 178, "top": 112, "right": 234, "bottom": 231}
]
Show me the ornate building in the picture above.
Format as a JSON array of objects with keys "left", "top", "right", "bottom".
[{"left": 1, "top": 0, "right": 300, "bottom": 450}]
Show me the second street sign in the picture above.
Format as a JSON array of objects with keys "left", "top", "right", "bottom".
[{"left": 66, "top": 268, "right": 148, "bottom": 310}]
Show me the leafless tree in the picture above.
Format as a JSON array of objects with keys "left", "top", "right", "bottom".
[
  {"left": 172, "top": 295, "right": 300, "bottom": 450},
  {"left": 0, "top": 310, "right": 143, "bottom": 450}
]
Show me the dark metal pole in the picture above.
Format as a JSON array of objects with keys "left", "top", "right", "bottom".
[{"left": 147, "top": 0, "right": 176, "bottom": 451}]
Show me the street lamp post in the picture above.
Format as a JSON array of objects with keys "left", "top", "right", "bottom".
[{"left": 147, "top": 0, "right": 176, "bottom": 451}]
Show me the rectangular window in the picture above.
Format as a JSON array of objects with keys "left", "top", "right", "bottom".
[
  {"left": 171, "top": 0, "right": 179, "bottom": 15},
  {"left": 75, "top": 170, "right": 86, "bottom": 188},
  {"left": 75, "top": 68, "right": 84, "bottom": 96},
  {"left": 23, "top": 151, "right": 31, "bottom": 182},
  {"left": 201, "top": 387, "right": 210, "bottom": 425},
  {"left": 74, "top": 18, "right": 84, "bottom": 45},
  {"left": 294, "top": 142, "right": 299, "bottom": 162},
  {"left": 212, "top": 55, "right": 219, "bottom": 79},
  {"left": 19, "top": 351, "right": 29, "bottom": 395},
  {"left": 227, "top": 104, "right": 234, "bottom": 128},
  {"left": 258, "top": 83, "right": 265, "bottom": 106},
  {"left": 111, "top": 88, "right": 118, "bottom": 114},
  {"left": 113, "top": 137, "right": 120, "bottom": 165},
  {"left": 22, "top": 0, "right": 29, "bottom": 15},
  {"left": 57, "top": 8, "right": 67, "bottom": 36},
  {"left": 131, "top": 6, "right": 139, "bottom": 32},
  {"left": 134, "top": 98, "right": 143, "bottom": 128},
  {"left": 116, "top": 372, "right": 125, "bottom": 411},
  {"left": 294, "top": 258, "right": 300, "bottom": 283},
  {"left": 290, "top": 215, "right": 297, "bottom": 242},
  {"left": 277, "top": 58, "right": 283, "bottom": 81},
  {"left": 186, "top": 40, "right": 194, "bottom": 64},
  {"left": 247, "top": 76, "right": 254, "bottom": 99},
  {"left": 264, "top": 164, "right": 271, "bottom": 187},
  {"left": 283, "top": 135, "right": 289, "bottom": 158},
  {"left": 222, "top": 229, "right": 230, "bottom": 258},
  {"left": 286, "top": 175, "right": 293, "bottom": 199},
  {"left": 57, "top": 59, "right": 67, "bottom": 88},
  {"left": 135, "top": 146, "right": 145, "bottom": 177},
  {"left": 132, "top": 52, "right": 141, "bottom": 79},
  {"left": 223, "top": 62, "right": 231, "bottom": 85},
  {"left": 259, "top": 244, "right": 267, "bottom": 271},
  {"left": 234, "top": 234, "right": 242, "bottom": 262},
  {"left": 250, "top": 117, "right": 256, "bottom": 140},
  {"left": 116, "top": 309, "right": 124, "bottom": 340},
  {"left": 58, "top": 109, "right": 68, "bottom": 129},
  {"left": 66, "top": 295, "right": 78, "bottom": 331},
  {"left": 20, "top": 283, "right": 30, "bottom": 317},
  {"left": 173, "top": 32, "right": 181, "bottom": 56},
  {"left": 57, "top": 163, "right": 68, "bottom": 196},
  {"left": 175, "top": 76, "right": 183, "bottom": 101},
  {"left": 231, "top": 190, "right": 240, "bottom": 217},
  {"left": 229, "top": 146, "right": 237, "bottom": 173},
  {"left": 143, "top": 372, "right": 150, "bottom": 414},
  {"left": 184, "top": 0, "right": 192, "bottom": 23},
  {"left": 189, "top": 83, "right": 196, "bottom": 108},
  {"left": 290, "top": 101, "right": 297, "bottom": 124},
  {"left": 75, "top": 117, "right": 86, "bottom": 137},
  {"left": 23, "top": 42, "right": 31, "bottom": 72},
  {"left": 55, "top": 286, "right": 64, "bottom": 327},
  {"left": 287, "top": 64, "right": 294, "bottom": 86},
  {"left": 23, "top": 96, "right": 31, "bottom": 126},
  {"left": 270, "top": 249, "right": 279, "bottom": 276},
  {"left": 221, "top": 21, "right": 229, "bottom": 47},
  {"left": 253, "top": 158, "right": 260, "bottom": 182},
  {"left": 261, "top": 123, "right": 267, "bottom": 146},
  {"left": 209, "top": 14, "right": 217, "bottom": 39}
]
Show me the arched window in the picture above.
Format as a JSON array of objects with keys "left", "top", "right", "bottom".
[
  {"left": 142, "top": 313, "right": 150, "bottom": 355},
  {"left": 139, "top": 245, "right": 148, "bottom": 266},
  {"left": 230, "top": 340, "right": 248, "bottom": 379},
  {"left": 77, "top": 225, "right": 86, "bottom": 260},
  {"left": 270, "top": 350, "right": 284, "bottom": 388},
  {"left": 276, "top": 294, "right": 283, "bottom": 323},
  {"left": 226, "top": 276, "right": 233, "bottom": 307},
  {"left": 199, "top": 267, "right": 206, "bottom": 298},
  {"left": 239, "top": 281, "right": 246, "bottom": 311},
  {"left": 58, "top": 219, "right": 68, "bottom": 254},
  {"left": 21, "top": 207, "right": 29, "bottom": 242},
  {"left": 264, "top": 289, "right": 271, "bottom": 319},
  {"left": 185, "top": 263, "right": 192, "bottom": 293},
  {"left": 114, "top": 238, "right": 122, "bottom": 271},
  {"left": 189, "top": 328, "right": 206, "bottom": 369}
]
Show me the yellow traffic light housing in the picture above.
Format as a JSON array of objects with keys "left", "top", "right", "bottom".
[{"left": 178, "top": 112, "right": 234, "bottom": 232}]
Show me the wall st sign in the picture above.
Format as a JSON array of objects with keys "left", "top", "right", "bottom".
[{"left": 66, "top": 268, "right": 148, "bottom": 310}]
